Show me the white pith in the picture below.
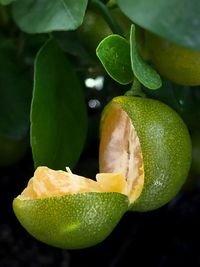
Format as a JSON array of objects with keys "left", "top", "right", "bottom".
[{"left": 99, "top": 104, "right": 144, "bottom": 203}]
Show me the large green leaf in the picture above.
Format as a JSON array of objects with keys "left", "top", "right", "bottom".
[
  {"left": 31, "top": 38, "right": 87, "bottom": 170},
  {"left": 0, "top": 39, "right": 32, "bottom": 140},
  {"left": 130, "top": 25, "right": 161, "bottom": 89},
  {"left": 96, "top": 34, "right": 134, "bottom": 84},
  {"left": 0, "top": 0, "right": 15, "bottom": 5},
  {"left": 12, "top": 0, "right": 88, "bottom": 33},
  {"left": 117, "top": 0, "right": 200, "bottom": 50}
]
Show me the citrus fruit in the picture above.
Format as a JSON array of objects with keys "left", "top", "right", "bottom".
[
  {"left": 13, "top": 167, "right": 129, "bottom": 249},
  {"left": 78, "top": 7, "right": 131, "bottom": 55},
  {"left": 0, "top": 133, "right": 29, "bottom": 167},
  {"left": 99, "top": 96, "right": 192, "bottom": 211},
  {"left": 145, "top": 31, "right": 200, "bottom": 86},
  {"left": 13, "top": 96, "right": 191, "bottom": 248},
  {"left": 78, "top": 9, "right": 112, "bottom": 56}
]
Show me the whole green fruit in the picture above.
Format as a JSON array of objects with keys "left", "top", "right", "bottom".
[{"left": 146, "top": 31, "right": 200, "bottom": 86}]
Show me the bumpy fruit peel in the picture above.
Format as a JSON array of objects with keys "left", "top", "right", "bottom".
[
  {"left": 13, "top": 167, "right": 130, "bottom": 249},
  {"left": 100, "top": 96, "right": 192, "bottom": 211},
  {"left": 13, "top": 191, "right": 128, "bottom": 249}
]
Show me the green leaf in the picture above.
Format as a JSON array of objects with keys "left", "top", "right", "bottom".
[
  {"left": 31, "top": 38, "right": 87, "bottom": 170},
  {"left": 117, "top": 0, "right": 200, "bottom": 50},
  {"left": 144, "top": 80, "right": 200, "bottom": 131},
  {"left": 96, "top": 34, "right": 134, "bottom": 85},
  {"left": 0, "top": 0, "right": 15, "bottom": 5},
  {"left": 12, "top": 0, "right": 88, "bottom": 33},
  {"left": 130, "top": 24, "right": 162, "bottom": 90},
  {"left": 0, "top": 39, "right": 32, "bottom": 140}
]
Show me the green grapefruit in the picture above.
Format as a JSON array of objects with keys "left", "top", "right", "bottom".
[
  {"left": 145, "top": 31, "right": 200, "bottom": 86},
  {"left": 99, "top": 96, "right": 192, "bottom": 211}
]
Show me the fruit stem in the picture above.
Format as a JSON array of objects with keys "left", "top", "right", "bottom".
[
  {"left": 125, "top": 79, "right": 146, "bottom": 98},
  {"left": 91, "top": 0, "right": 124, "bottom": 36}
]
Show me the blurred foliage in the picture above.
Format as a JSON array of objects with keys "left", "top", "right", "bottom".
[{"left": 117, "top": 0, "right": 200, "bottom": 51}]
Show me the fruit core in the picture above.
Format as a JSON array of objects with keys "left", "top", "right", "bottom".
[{"left": 18, "top": 105, "right": 144, "bottom": 204}]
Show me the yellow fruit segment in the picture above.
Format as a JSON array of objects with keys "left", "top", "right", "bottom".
[
  {"left": 96, "top": 173, "right": 128, "bottom": 195},
  {"left": 19, "top": 166, "right": 128, "bottom": 200},
  {"left": 99, "top": 103, "right": 144, "bottom": 203}
]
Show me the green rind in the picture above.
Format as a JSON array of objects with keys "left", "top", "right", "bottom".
[
  {"left": 13, "top": 192, "right": 128, "bottom": 249},
  {"left": 109, "top": 96, "right": 192, "bottom": 211}
]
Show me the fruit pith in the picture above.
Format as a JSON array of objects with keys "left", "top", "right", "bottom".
[{"left": 99, "top": 103, "right": 144, "bottom": 203}]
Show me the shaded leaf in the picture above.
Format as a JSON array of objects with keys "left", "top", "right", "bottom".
[
  {"left": 144, "top": 81, "right": 200, "bottom": 131},
  {"left": 53, "top": 31, "right": 95, "bottom": 66},
  {"left": 0, "top": 39, "right": 32, "bottom": 140},
  {"left": 31, "top": 38, "right": 87, "bottom": 170},
  {"left": 96, "top": 34, "right": 134, "bottom": 84},
  {"left": 12, "top": 0, "right": 88, "bottom": 33},
  {"left": 117, "top": 0, "right": 200, "bottom": 50},
  {"left": 0, "top": 0, "right": 15, "bottom": 5},
  {"left": 130, "top": 24, "right": 162, "bottom": 89}
]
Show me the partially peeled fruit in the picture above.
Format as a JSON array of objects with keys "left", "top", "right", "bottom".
[
  {"left": 13, "top": 167, "right": 129, "bottom": 249},
  {"left": 99, "top": 96, "right": 192, "bottom": 211},
  {"left": 13, "top": 96, "right": 191, "bottom": 249}
]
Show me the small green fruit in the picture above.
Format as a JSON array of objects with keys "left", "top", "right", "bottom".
[
  {"left": 145, "top": 31, "right": 200, "bottom": 86},
  {"left": 99, "top": 96, "right": 192, "bottom": 211}
]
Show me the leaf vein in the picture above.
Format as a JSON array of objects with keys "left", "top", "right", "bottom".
[{"left": 60, "top": 0, "right": 76, "bottom": 24}]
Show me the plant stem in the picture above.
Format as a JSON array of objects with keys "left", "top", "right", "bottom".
[
  {"left": 91, "top": 0, "right": 124, "bottom": 36},
  {"left": 125, "top": 78, "right": 146, "bottom": 97}
]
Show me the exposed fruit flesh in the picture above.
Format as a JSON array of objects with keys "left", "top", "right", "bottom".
[
  {"left": 99, "top": 103, "right": 144, "bottom": 203},
  {"left": 19, "top": 104, "right": 144, "bottom": 204},
  {"left": 19, "top": 166, "right": 128, "bottom": 200}
]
